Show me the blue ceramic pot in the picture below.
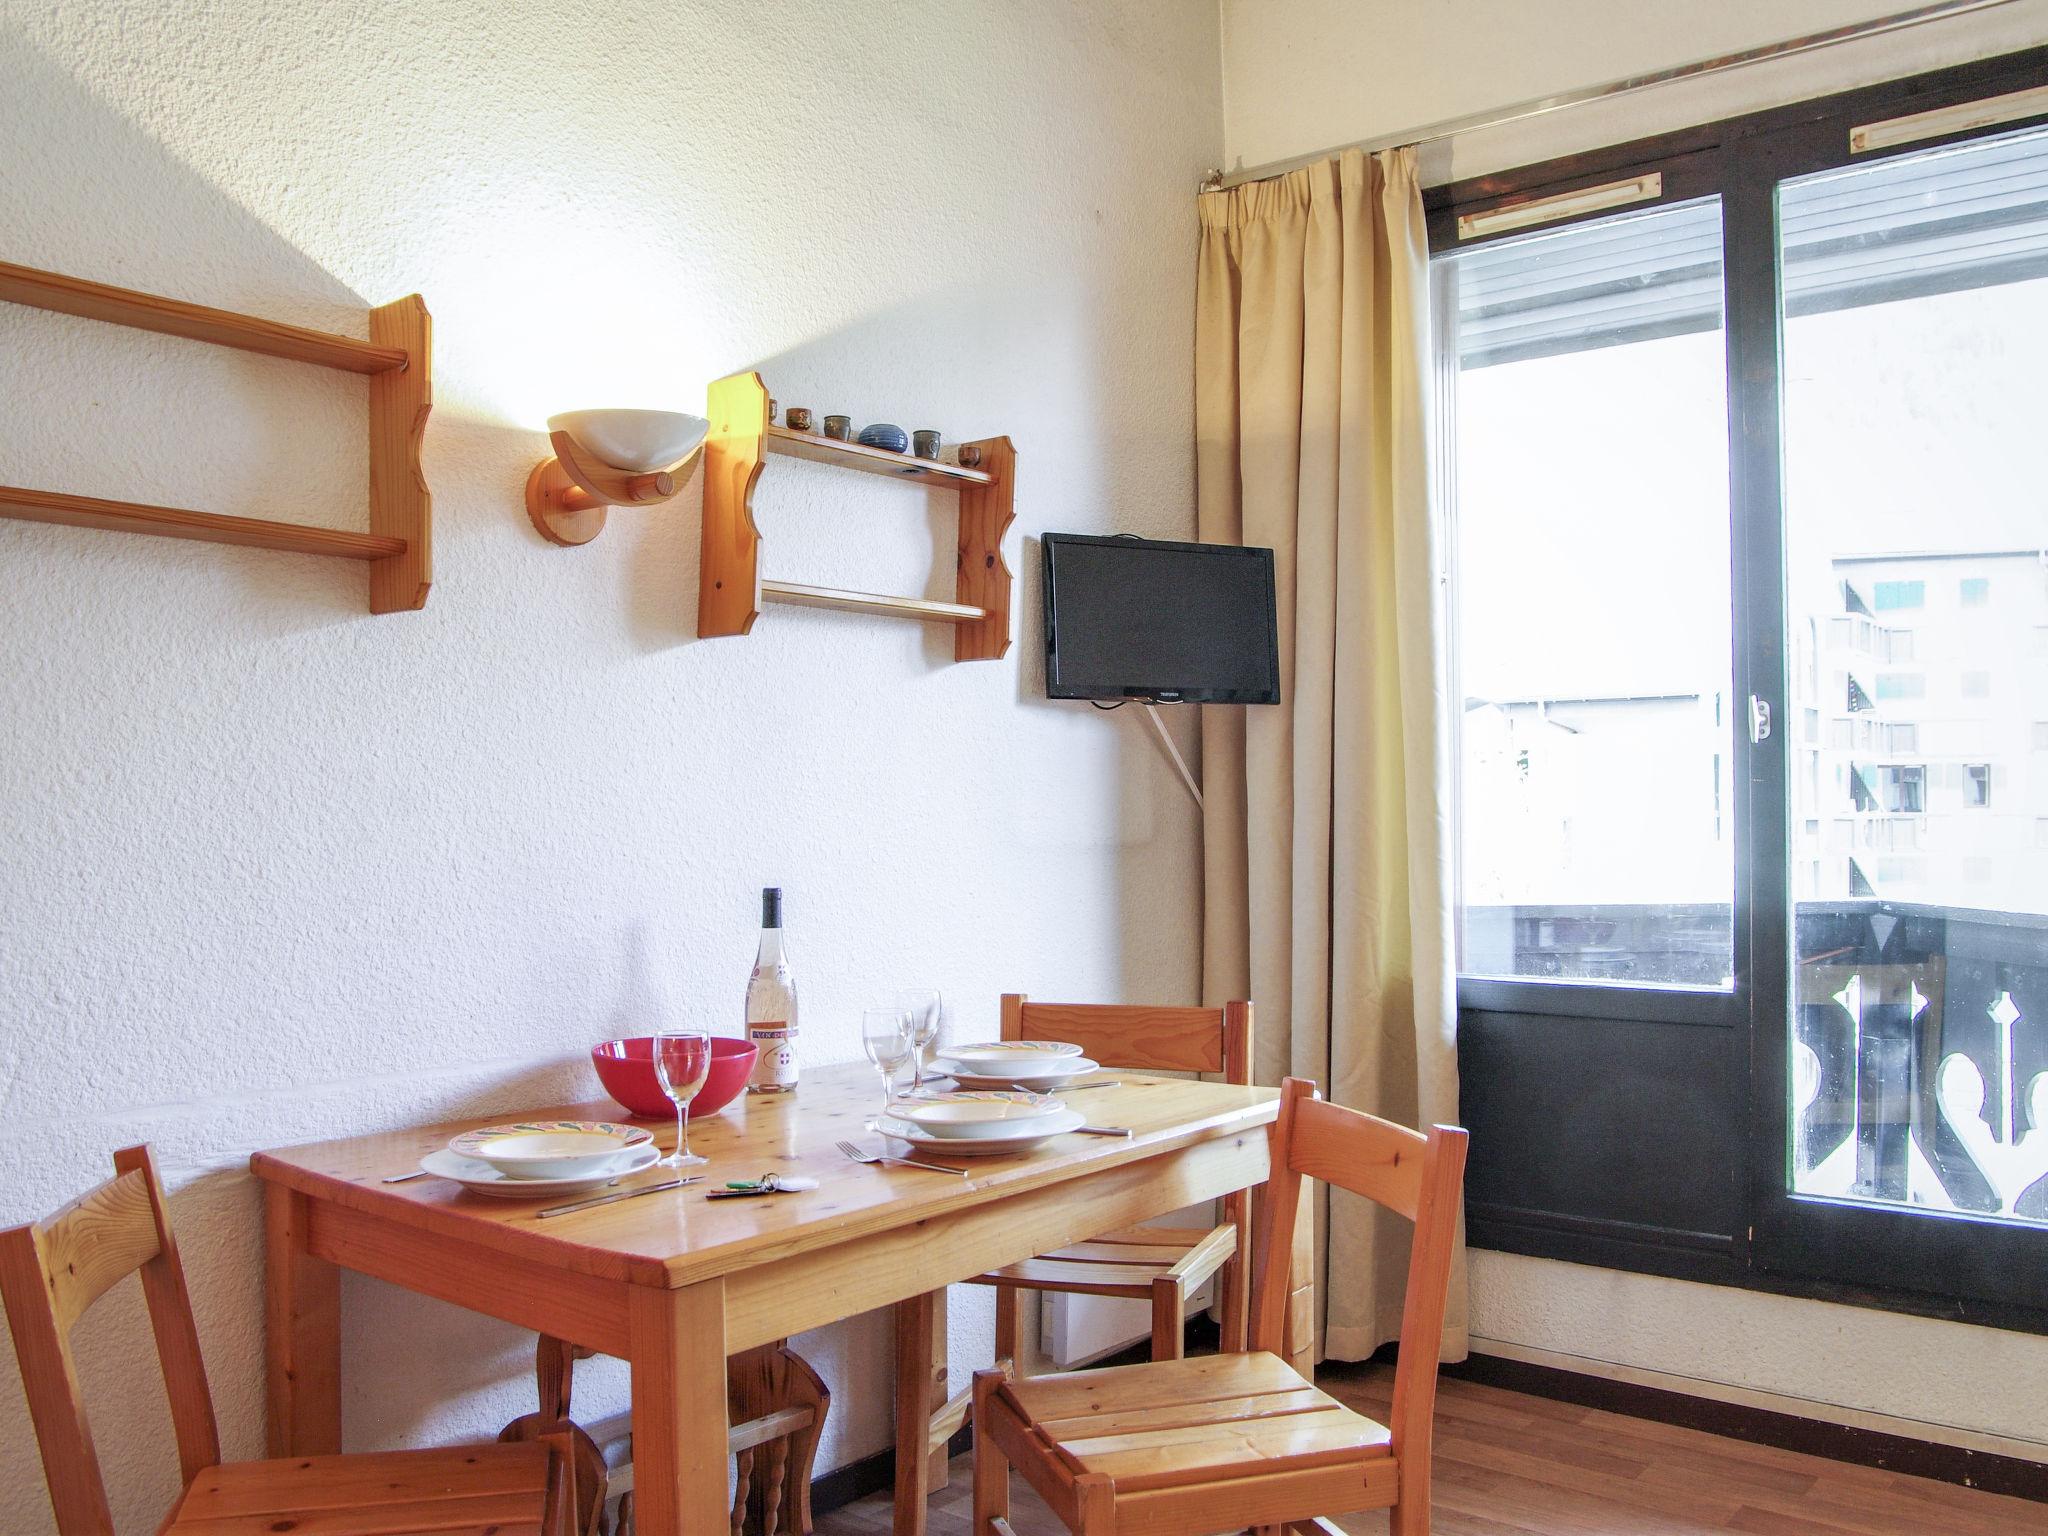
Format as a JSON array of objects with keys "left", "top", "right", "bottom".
[{"left": 856, "top": 422, "right": 909, "bottom": 453}]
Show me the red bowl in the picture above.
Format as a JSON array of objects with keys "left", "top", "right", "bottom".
[{"left": 591, "top": 1036, "right": 758, "bottom": 1119}]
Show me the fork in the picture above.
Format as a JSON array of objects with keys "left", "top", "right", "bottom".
[{"left": 836, "top": 1138, "right": 970, "bottom": 1176}]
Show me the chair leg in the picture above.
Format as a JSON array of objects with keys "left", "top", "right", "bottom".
[
  {"left": 992, "top": 1283, "right": 1020, "bottom": 1372},
  {"left": 1149, "top": 1275, "right": 1184, "bottom": 1361},
  {"left": 1219, "top": 1190, "right": 1251, "bottom": 1353},
  {"left": 1075, "top": 1474, "right": 1115, "bottom": 1536},
  {"left": 970, "top": 1369, "right": 1010, "bottom": 1536}
]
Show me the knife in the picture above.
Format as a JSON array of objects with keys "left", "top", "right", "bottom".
[{"left": 537, "top": 1176, "right": 704, "bottom": 1219}]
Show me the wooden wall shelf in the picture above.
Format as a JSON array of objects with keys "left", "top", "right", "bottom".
[
  {"left": 700, "top": 371, "right": 1014, "bottom": 660},
  {"left": 0, "top": 486, "right": 407, "bottom": 558},
  {"left": 763, "top": 426, "right": 993, "bottom": 486},
  {"left": 762, "top": 579, "right": 986, "bottom": 624},
  {"left": 0, "top": 258, "right": 432, "bottom": 614}
]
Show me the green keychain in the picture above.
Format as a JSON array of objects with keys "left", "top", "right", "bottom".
[{"left": 705, "top": 1173, "right": 820, "bottom": 1199}]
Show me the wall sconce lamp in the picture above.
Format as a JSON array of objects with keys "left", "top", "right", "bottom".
[{"left": 525, "top": 408, "right": 710, "bottom": 546}]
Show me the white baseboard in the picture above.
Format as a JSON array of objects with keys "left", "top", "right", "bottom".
[{"left": 1469, "top": 1335, "right": 2048, "bottom": 1466}]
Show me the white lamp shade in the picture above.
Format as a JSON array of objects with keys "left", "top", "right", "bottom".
[{"left": 548, "top": 409, "right": 710, "bottom": 473}]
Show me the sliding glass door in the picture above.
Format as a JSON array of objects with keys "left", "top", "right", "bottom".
[
  {"left": 1431, "top": 51, "right": 2048, "bottom": 1324},
  {"left": 1757, "top": 118, "right": 2048, "bottom": 1297},
  {"left": 1444, "top": 196, "right": 1736, "bottom": 994}
]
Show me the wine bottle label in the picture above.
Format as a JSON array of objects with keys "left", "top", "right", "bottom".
[{"left": 747, "top": 1016, "right": 799, "bottom": 1091}]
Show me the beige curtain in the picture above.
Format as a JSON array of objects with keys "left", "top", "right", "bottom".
[{"left": 1195, "top": 146, "right": 1466, "bottom": 1362}]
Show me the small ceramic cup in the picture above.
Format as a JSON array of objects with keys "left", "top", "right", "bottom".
[
  {"left": 823, "top": 414, "right": 851, "bottom": 441},
  {"left": 912, "top": 429, "right": 941, "bottom": 460},
  {"left": 785, "top": 407, "right": 815, "bottom": 433},
  {"left": 956, "top": 444, "right": 983, "bottom": 468}
]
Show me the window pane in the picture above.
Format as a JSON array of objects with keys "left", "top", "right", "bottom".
[
  {"left": 1781, "top": 124, "right": 2048, "bottom": 1226},
  {"left": 1437, "top": 199, "right": 1734, "bottom": 987}
]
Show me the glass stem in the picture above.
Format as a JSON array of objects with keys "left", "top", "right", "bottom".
[{"left": 674, "top": 1098, "right": 685, "bottom": 1164}]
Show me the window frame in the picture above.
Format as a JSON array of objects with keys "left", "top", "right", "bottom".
[{"left": 1427, "top": 43, "right": 2048, "bottom": 1335}]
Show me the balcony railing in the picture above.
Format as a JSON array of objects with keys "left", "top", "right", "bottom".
[
  {"left": 1794, "top": 900, "right": 2046, "bottom": 1223},
  {"left": 1464, "top": 899, "right": 2048, "bottom": 1225}
]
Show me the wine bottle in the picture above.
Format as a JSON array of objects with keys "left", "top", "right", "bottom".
[{"left": 745, "top": 887, "right": 799, "bottom": 1094}]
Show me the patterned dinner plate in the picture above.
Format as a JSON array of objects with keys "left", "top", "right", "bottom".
[
  {"left": 419, "top": 1142, "right": 661, "bottom": 1198},
  {"left": 447, "top": 1119, "right": 653, "bottom": 1179},
  {"left": 940, "top": 1040, "right": 1085, "bottom": 1078},
  {"left": 874, "top": 1108, "right": 1086, "bottom": 1156},
  {"left": 887, "top": 1090, "right": 1068, "bottom": 1137},
  {"left": 937, "top": 1055, "right": 1101, "bottom": 1089}
]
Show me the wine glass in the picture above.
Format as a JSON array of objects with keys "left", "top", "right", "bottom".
[
  {"left": 862, "top": 1007, "right": 914, "bottom": 1126},
  {"left": 651, "top": 1029, "right": 713, "bottom": 1168},
  {"left": 898, "top": 989, "right": 943, "bottom": 1084}
]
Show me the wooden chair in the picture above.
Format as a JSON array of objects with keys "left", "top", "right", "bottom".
[
  {"left": 906, "top": 995, "right": 1253, "bottom": 1464},
  {"left": 0, "top": 1144, "right": 577, "bottom": 1536},
  {"left": 971, "top": 1077, "right": 1467, "bottom": 1536},
  {"left": 515, "top": 1334, "right": 829, "bottom": 1536}
]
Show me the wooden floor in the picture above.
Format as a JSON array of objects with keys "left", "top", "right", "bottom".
[{"left": 820, "top": 1364, "right": 2048, "bottom": 1536}]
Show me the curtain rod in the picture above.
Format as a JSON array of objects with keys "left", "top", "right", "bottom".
[{"left": 1200, "top": 0, "right": 2020, "bottom": 192}]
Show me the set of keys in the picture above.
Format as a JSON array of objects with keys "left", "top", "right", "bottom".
[{"left": 704, "top": 1172, "right": 821, "bottom": 1200}]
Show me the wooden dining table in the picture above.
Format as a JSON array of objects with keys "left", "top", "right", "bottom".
[{"left": 250, "top": 1062, "right": 1306, "bottom": 1536}]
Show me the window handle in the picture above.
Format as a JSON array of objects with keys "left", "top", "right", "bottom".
[{"left": 1749, "top": 695, "right": 1772, "bottom": 744}]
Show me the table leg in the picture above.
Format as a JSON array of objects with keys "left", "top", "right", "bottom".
[
  {"left": 263, "top": 1183, "right": 340, "bottom": 1456},
  {"left": 630, "top": 1278, "right": 730, "bottom": 1536},
  {"left": 892, "top": 1290, "right": 942, "bottom": 1536}
]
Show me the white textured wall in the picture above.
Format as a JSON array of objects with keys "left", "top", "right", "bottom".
[
  {"left": 0, "top": 3, "right": 1220, "bottom": 1529},
  {"left": 1218, "top": 0, "right": 2048, "bottom": 1448},
  {"left": 1220, "top": 0, "right": 2048, "bottom": 181}
]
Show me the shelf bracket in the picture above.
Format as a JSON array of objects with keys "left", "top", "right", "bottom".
[
  {"left": 953, "top": 435, "right": 1015, "bottom": 662},
  {"left": 367, "top": 294, "right": 432, "bottom": 613},
  {"left": 700, "top": 372, "right": 769, "bottom": 637}
]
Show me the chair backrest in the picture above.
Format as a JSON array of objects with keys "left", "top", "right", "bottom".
[
  {"left": 1000, "top": 994, "right": 1253, "bottom": 1083},
  {"left": 0, "top": 1145, "right": 221, "bottom": 1536},
  {"left": 1248, "top": 1079, "right": 1466, "bottom": 1483}
]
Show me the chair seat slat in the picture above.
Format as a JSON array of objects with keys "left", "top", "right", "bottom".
[{"left": 172, "top": 1444, "right": 552, "bottom": 1520}]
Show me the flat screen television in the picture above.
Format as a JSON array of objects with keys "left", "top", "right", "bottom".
[{"left": 1042, "top": 533, "right": 1280, "bottom": 705}]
